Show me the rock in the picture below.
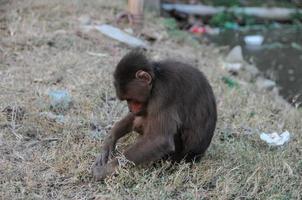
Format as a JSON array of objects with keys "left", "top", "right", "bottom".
[
  {"left": 256, "top": 77, "right": 276, "bottom": 90},
  {"left": 223, "top": 46, "right": 244, "bottom": 73},
  {"left": 225, "top": 46, "right": 244, "bottom": 63}
]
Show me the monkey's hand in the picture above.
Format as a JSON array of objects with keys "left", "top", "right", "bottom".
[
  {"left": 92, "top": 159, "right": 118, "bottom": 181},
  {"left": 100, "top": 136, "right": 116, "bottom": 165},
  {"left": 91, "top": 136, "right": 116, "bottom": 180}
]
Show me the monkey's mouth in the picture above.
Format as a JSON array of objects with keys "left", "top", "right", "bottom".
[{"left": 127, "top": 101, "right": 144, "bottom": 114}]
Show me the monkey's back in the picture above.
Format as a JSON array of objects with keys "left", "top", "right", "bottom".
[{"left": 153, "top": 60, "right": 217, "bottom": 160}]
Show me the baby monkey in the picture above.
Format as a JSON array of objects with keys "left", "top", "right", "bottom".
[{"left": 92, "top": 50, "right": 217, "bottom": 180}]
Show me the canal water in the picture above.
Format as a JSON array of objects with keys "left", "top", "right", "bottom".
[{"left": 209, "top": 26, "right": 302, "bottom": 106}]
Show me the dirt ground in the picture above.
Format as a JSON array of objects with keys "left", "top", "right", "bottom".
[{"left": 0, "top": 1, "right": 301, "bottom": 199}]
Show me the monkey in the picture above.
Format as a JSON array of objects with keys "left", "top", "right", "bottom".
[{"left": 92, "top": 49, "right": 217, "bottom": 180}]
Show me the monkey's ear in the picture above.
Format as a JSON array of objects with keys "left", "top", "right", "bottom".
[{"left": 135, "top": 70, "right": 152, "bottom": 84}]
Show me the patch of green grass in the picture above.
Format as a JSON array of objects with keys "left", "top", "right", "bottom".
[
  {"left": 210, "top": 12, "right": 237, "bottom": 27},
  {"left": 210, "top": 12, "right": 258, "bottom": 27},
  {"left": 291, "top": 12, "right": 302, "bottom": 24},
  {"left": 162, "top": 17, "right": 179, "bottom": 31}
]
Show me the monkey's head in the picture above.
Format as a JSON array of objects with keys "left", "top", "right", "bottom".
[{"left": 114, "top": 50, "right": 155, "bottom": 115}]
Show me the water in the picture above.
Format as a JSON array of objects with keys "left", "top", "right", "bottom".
[{"left": 210, "top": 26, "right": 302, "bottom": 105}]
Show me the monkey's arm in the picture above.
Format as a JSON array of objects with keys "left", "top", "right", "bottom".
[
  {"left": 94, "top": 113, "right": 135, "bottom": 166},
  {"left": 92, "top": 133, "right": 176, "bottom": 181},
  {"left": 107, "top": 112, "right": 135, "bottom": 144},
  {"left": 92, "top": 114, "right": 178, "bottom": 181}
]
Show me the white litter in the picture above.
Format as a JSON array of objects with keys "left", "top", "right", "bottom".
[
  {"left": 256, "top": 77, "right": 276, "bottom": 91},
  {"left": 260, "top": 131, "right": 290, "bottom": 146},
  {"left": 90, "top": 24, "right": 148, "bottom": 48},
  {"left": 244, "top": 35, "right": 264, "bottom": 47}
]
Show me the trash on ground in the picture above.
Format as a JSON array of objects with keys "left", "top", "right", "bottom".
[
  {"left": 244, "top": 35, "right": 264, "bottom": 47},
  {"left": 189, "top": 25, "right": 207, "bottom": 35},
  {"left": 260, "top": 131, "right": 290, "bottom": 146},
  {"left": 222, "top": 76, "right": 240, "bottom": 89},
  {"left": 189, "top": 25, "right": 220, "bottom": 35},
  {"left": 89, "top": 24, "right": 148, "bottom": 48},
  {"left": 256, "top": 77, "right": 276, "bottom": 91},
  {"left": 48, "top": 90, "right": 72, "bottom": 112}
]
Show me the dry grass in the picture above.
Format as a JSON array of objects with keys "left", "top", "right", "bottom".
[{"left": 0, "top": 0, "right": 301, "bottom": 199}]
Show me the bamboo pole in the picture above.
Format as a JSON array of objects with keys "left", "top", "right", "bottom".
[{"left": 128, "top": 0, "right": 144, "bottom": 26}]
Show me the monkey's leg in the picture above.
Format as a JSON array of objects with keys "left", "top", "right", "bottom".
[
  {"left": 123, "top": 115, "right": 178, "bottom": 164},
  {"left": 124, "top": 134, "right": 176, "bottom": 164}
]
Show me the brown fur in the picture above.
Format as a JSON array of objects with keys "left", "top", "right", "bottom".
[{"left": 92, "top": 50, "right": 217, "bottom": 180}]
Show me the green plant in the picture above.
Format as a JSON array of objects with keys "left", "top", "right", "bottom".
[
  {"left": 210, "top": 12, "right": 236, "bottom": 27},
  {"left": 162, "top": 18, "right": 179, "bottom": 31},
  {"left": 202, "top": 0, "right": 240, "bottom": 7},
  {"left": 291, "top": 11, "right": 302, "bottom": 24}
]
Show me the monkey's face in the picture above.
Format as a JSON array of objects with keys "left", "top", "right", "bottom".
[{"left": 114, "top": 70, "right": 153, "bottom": 115}]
